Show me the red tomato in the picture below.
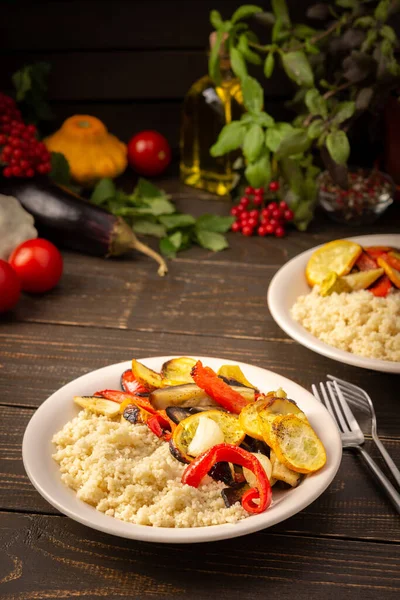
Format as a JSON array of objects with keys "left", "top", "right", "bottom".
[
  {"left": 0, "top": 260, "right": 21, "bottom": 313},
  {"left": 9, "top": 239, "right": 63, "bottom": 294},
  {"left": 127, "top": 130, "right": 171, "bottom": 176}
]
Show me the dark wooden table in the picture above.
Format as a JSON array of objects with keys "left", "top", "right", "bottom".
[{"left": 1, "top": 177, "right": 399, "bottom": 600}]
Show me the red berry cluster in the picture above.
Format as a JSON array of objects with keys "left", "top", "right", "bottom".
[
  {"left": 230, "top": 182, "right": 294, "bottom": 238},
  {"left": 0, "top": 93, "right": 51, "bottom": 179}
]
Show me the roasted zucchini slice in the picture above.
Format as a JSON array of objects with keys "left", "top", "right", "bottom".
[{"left": 73, "top": 396, "right": 120, "bottom": 417}]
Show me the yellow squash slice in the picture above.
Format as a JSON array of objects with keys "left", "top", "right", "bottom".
[
  {"left": 269, "top": 414, "right": 327, "bottom": 474},
  {"left": 74, "top": 396, "right": 120, "bottom": 417},
  {"left": 239, "top": 396, "right": 272, "bottom": 441},
  {"left": 217, "top": 365, "right": 257, "bottom": 389},
  {"left": 377, "top": 257, "right": 400, "bottom": 289},
  {"left": 171, "top": 410, "right": 246, "bottom": 463},
  {"left": 306, "top": 239, "right": 362, "bottom": 286},
  {"left": 161, "top": 357, "right": 197, "bottom": 384},
  {"left": 257, "top": 398, "right": 307, "bottom": 446}
]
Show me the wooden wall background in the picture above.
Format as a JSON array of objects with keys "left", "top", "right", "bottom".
[{"left": 0, "top": 0, "right": 321, "bottom": 149}]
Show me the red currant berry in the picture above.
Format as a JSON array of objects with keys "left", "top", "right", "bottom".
[
  {"left": 269, "top": 181, "right": 280, "bottom": 192},
  {"left": 240, "top": 211, "right": 249, "bottom": 221},
  {"left": 26, "top": 124, "right": 37, "bottom": 135},
  {"left": 271, "top": 209, "right": 282, "bottom": 220},
  {"left": 26, "top": 168, "right": 35, "bottom": 177},
  {"left": 261, "top": 208, "right": 269, "bottom": 218},
  {"left": 242, "top": 225, "right": 253, "bottom": 237},
  {"left": 11, "top": 165, "right": 22, "bottom": 177},
  {"left": 37, "top": 163, "right": 49, "bottom": 175},
  {"left": 3, "top": 166, "right": 13, "bottom": 177},
  {"left": 269, "top": 218, "right": 278, "bottom": 228},
  {"left": 249, "top": 209, "right": 259, "bottom": 219},
  {"left": 275, "top": 226, "right": 285, "bottom": 238},
  {"left": 254, "top": 187, "right": 264, "bottom": 195},
  {"left": 245, "top": 186, "right": 255, "bottom": 195},
  {"left": 240, "top": 196, "right": 250, "bottom": 207},
  {"left": 265, "top": 223, "right": 275, "bottom": 235},
  {"left": 236, "top": 204, "right": 244, "bottom": 214},
  {"left": 253, "top": 195, "right": 263, "bottom": 206},
  {"left": 268, "top": 202, "right": 278, "bottom": 212},
  {"left": 279, "top": 200, "right": 288, "bottom": 210},
  {"left": 248, "top": 217, "right": 258, "bottom": 228},
  {"left": 20, "top": 160, "right": 30, "bottom": 170},
  {"left": 2, "top": 145, "right": 12, "bottom": 157},
  {"left": 12, "top": 148, "right": 22, "bottom": 159},
  {"left": 257, "top": 226, "right": 267, "bottom": 237},
  {"left": 0, "top": 134, "right": 7, "bottom": 145},
  {"left": 230, "top": 207, "right": 239, "bottom": 217},
  {"left": 231, "top": 221, "right": 241, "bottom": 232},
  {"left": 284, "top": 209, "right": 294, "bottom": 221}
]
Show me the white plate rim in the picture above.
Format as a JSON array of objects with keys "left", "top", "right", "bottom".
[
  {"left": 268, "top": 234, "right": 400, "bottom": 374},
  {"left": 23, "top": 356, "right": 342, "bottom": 544}
]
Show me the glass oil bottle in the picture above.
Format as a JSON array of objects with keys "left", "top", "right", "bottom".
[{"left": 180, "top": 36, "right": 245, "bottom": 197}]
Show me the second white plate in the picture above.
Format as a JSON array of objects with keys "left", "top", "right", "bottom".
[{"left": 268, "top": 234, "right": 400, "bottom": 374}]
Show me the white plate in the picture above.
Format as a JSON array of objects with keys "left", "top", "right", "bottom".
[
  {"left": 23, "top": 356, "right": 341, "bottom": 544},
  {"left": 268, "top": 234, "right": 400, "bottom": 374}
]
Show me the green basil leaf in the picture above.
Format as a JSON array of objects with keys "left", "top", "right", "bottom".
[
  {"left": 305, "top": 88, "right": 328, "bottom": 118},
  {"left": 242, "top": 75, "right": 264, "bottom": 113},
  {"left": 133, "top": 220, "right": 167, "bottom": 238},
  {"left": 208, "top": 29, "right": 223, "bottom": 84},
  {"left": 169, "top": 231, "right": 183, "bottom": 249},
  {"left": 293, "top": 24, "right": 317, "bottom": 39},
  {"left": 275, "top": 128, "right": 311, "bottom": 159},
  {"left": 195, "top": 215, "right": 235, "bottom": 233},
  {"left": 140, "top": 196, "right": 175, "bottom": 216},
  {"left": 307, "top": 119, "right": 325, "bottom": 140},
  {"left": 135, "top": 178, "right": 167, "bottom": 199},
  {"left": 332, "top": 101, "right": 356, "bottom": 124},
  {"left": 158, "top": 214, "right": 196, "bottom": 229},
  {"left": 265, "top": 123, "right": 294, "bottom": 152},
  {"left": 243, "top": 123, "right": 264, "bottom": 162},
  {"left": 230, "top": 47, "right": 248, "bottom": 79},
  {"left": 326, "top": 130, "right": 350, "bottom": 165},
  {"left": 281, "top": 51, "right": 314, "bottom": 87},
  {"left": 210, "top": 121, "right": 246, "bottom": 156},
  {"left": 196, "top": 230, "right": 229, "bottom": 252},
  {"left": 381, "top": 25, "right": 396, "bottom": 42},
  {"left": 375, "top": 0, "right": 390, "bottom": 22},
  {"left": 280, "top": 157, "right": 304, "bottom": 195},
  {"left": 231, "top": 4, "right": 263, "bottom": 23},
  {"left": 50, "top": 152, "right": 71, "bottom": 186},
  {"left": 354, "top": 16, "right": 375, "bottom": 28},
  {"left": 160, "top": 237, "right": 178, "bottom": 258},
  {"left": 256, "top": 112, "right": 275, "bottom": 127},
  {"left": 91, "top": 178, "right": 117, "bottom": 205},
  {"left": 210, "top": 9, "right": 223, "bottom": 29},
  {"left": 271, "top": 0, "right": 291, "bottom": 27},
  {"left": 264, "top": 53, "right": 275, "bottom": 78},
  {"left": 336, "top": 0, "right": 357, "bottom": 8},
  {"left": 237, "top": 34, "right": 262, "bottom": 65},
  {"left": 245, "top": 148, "right": 271, "bottom": 188}
]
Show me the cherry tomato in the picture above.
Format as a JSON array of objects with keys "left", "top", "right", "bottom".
[
  {"left": 0, "top": 260, "right": 21, "bottom": 313},
  {"left": 9, "top": 239, "right": 63, "bottom": 293},
  {"left": 127, "top": 130, "right": 171, "bottom": 176}
]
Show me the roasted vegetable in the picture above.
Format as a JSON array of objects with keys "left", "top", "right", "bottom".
[
  {"left": 121, "top": 369, "right": 150, "bottom": 396},
  {"left": 341, "top": 268, "right": 384, "bottom": 291},
  {"left": 377, "top": 256, "right": 400, "bottom": 289},
  {"left": 150, "top": 383, "right": 216, "bottom": 410},
  {"left": 257, "top": 397, "right": 307, "bottom": 446},
  {"left": 270, "top": 450, "right": 302, "bottom": 487},
  {"left": 217, "top": 365, "right": 257, "bottom": 389},
  {"left": 165, "top": 406, "right": 204, "bottom": 424},
  {"left": 209, "top": 461, "right": 236, "bottom": 486},
  {"left": 161, "top": 357, "right": 197, "bottom": 384},
  {"left": 44, "top": 115, "right": 127, "bottom": 186},
  {"left": 191, "top": 360, "right": 251, "bottom": 413},
  {"left": 0, "top": 178, "right": 167, "bottom": 276},
  {"left": 242, "top": 452, "right": 272, "bottom": 488},
  {"left": 182, "top": 443, "right": 272, "bottom": 514},
  {"left": 239, "top": 397, "right": 273, "bottom": 441},
  {"left": 0, "top": 194, "right": 37, "bottom": 260},
  {"left": 73, "top": 395, "right": 120, "bottom": 417},
  {"left": 131, "top": 359, "right": 165, "bottom": 390},
  {"left": 170, "top": 410, "right": 246, "bottom": 463},
  {"left": 123, "top": 404, "right": 152, "bottom": 425},
  {"left": 221, "top": 482, "right": 250, "bottom": 508},
  {"left": 369, "top": 274, "right": 393, "bottom": 297},
  {"left": 269, "top": 415, "right": 326, "bottom": 474}
]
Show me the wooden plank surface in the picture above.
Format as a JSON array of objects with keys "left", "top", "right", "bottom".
[{"left": 1, "top": 512, "right": 400, "bottom": 600}]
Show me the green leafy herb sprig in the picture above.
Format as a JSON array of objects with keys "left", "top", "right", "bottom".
[
  {"left": 209, "top": 0, "right": 400, "bottom": 230},
  {"left": 12, "top": 62, "right": 54, "bottom": 124},
  {"left": 90, "top": 177, "right": 234, "bottom": 257}
]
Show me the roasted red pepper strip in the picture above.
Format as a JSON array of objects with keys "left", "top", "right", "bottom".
[
  {"left": 369, "top": 274, "right": 393, "bottom": 297},
  {"left": 147, "top": 411, "right": 176, "bottom": 441},
  {"left": 355, "top": 251, "right": 377, "bottom": 271},
  {"left": 95, "top": 389, "right": 156, "bottom": 414},
  {"left": 121, "top": 369, "right": 150, "bottom": 395},
  {"left": 182, "top": 443, "right": 272, "bottom": 515},
  {"left": 191, "top": 361, "right": 250, "bottom": 414}
]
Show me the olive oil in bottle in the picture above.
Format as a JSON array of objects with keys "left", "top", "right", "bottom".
[{"left": 180, "top": 36, "right": 245, "bottom": 196}]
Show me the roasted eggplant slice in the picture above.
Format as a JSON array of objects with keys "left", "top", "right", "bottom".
[
  {"left": 209, "top": 462, "right": 235, "bottom": 486},
  {"left": 150, "top": 383, "right": 216, "bottom": 410},
  {"left": 165, "top": 406, "right": 208, "bottom": 425},
  {"left": 161, "top": 357, "right": 196, "bottom": 384},
  {"left": 221, "top": 482, "right": 250, "bottom": 508}
]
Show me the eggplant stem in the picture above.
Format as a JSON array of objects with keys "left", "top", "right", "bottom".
[{"left": 130, "top": 235, "right": 168, "bottom": 276}]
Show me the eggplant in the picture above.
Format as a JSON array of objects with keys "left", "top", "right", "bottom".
[
  {"left": 240, "top": 436, "right": 270, "bottom": 457},
  {"left": 149, "top": 383, "right": 218, "bottom": 410},
  {"left": 221, "top": 482, "right": 250, "bottom": 508},
  {"left": 123, "top": 404, "right": 141, "bottom": 424},
  {"left": 165, "top": 406, "right": 206, "bottom": 424},
  {"left": 1, "top": 178, "right": 167, "bottom": 276},
  {"left": 209, "top": 462, "right": 235, "bottom": 486}
]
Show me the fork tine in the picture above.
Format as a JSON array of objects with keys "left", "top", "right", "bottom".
[
  {"left": 312, "top": 383, "right": 336, "bottom": 422},
  {"left": 327, "top": 375, "right": 372, "bottom": 413},
  {"left": 330, "top": 380, "right": 362, "bottom": 434},
  {"left": 313, "top": 382, "right": 347, "bottom": 434},
  {"left": 325, "top": 382, "right": 352, "bottom": 433}
]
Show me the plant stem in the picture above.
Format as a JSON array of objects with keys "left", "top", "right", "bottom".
[{"left": 322, "top": 80, "right": 353, "bottom": 100}]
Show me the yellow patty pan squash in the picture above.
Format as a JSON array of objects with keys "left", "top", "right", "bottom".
[{"left": 44, "top": 115, "right": 127, "bottom": 186}]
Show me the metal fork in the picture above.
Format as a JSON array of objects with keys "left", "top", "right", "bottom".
[
  {"left": 327, "top": 375, "right": 400, "bottom": 489},
  {"left": 312, "top": 380, "right": 400, "bottom": 513}
]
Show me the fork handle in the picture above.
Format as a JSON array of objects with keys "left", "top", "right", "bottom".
[
  {"left": 355, "top": 446, "right": 400, "bottom": 513},
  {"left": 372, "top": 435, "right": 400, "bottom": 488}
]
